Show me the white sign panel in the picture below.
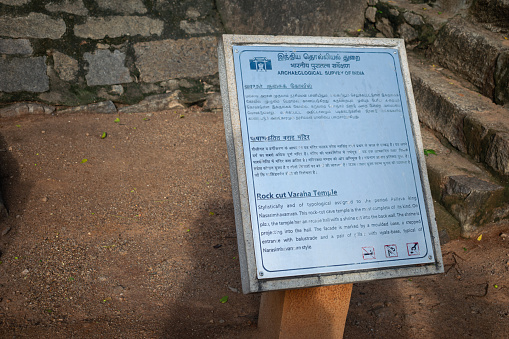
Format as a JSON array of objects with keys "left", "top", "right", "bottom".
[{"left": 219, "top": 35, "right": 443, "bottom": 292}]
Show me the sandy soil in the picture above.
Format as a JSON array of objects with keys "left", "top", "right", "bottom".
[{"left": 0, "top": 107, "right": 507, "bottom": 338}]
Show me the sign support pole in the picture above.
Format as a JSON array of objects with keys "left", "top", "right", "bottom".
[{"left": 258, "top": 284, "right": 353, "bottom": 338}]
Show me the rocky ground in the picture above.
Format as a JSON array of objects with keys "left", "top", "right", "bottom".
[{"left": 0, "top": 107, "right": 507, "bottom": 338}]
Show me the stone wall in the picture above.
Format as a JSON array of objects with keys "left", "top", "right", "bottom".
[{"left": 0, "top": 0, "right": 367, "bottom": 108}]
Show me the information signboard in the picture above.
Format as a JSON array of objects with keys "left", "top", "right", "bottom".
[{"left": 218, "top": 35, "right": 444, "bottom": 293}]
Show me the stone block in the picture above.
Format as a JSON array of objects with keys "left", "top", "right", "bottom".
[
  {"left": 0, "top": 38, "right": 32, "bottom": 55},
  {"left": 202, "top": 92, "right": 222, "bottom": 112},
  {"left": 443, "top": 175, "right": 504, "bottom": 237},
  {"left": 45, "top": 0, "right": 88, "bottom": 15},
  {"left": 0, "top": 13, "right": 66, "bottom": 39},
  {"left": 84, "top": 50, "right": 132, "bottom": 86},
  {"left": 0, "top": 57, "right": 49, "bottom": 92},
  {"left": 410, "top": 55, "right": 509, "bottom": 177},
  {"left": 376, "top": 17, "right": 394, "bottom": 38},
  {"left": 0, "top": 102, "right": 55, "bottom": 117},
  {"left": 75, "top": 16, "right": 164, "bottom": 39},
  {"left": 471, "top": 0, "right": 509, "bottom": 29},
  {"left": 53, "top": 51, "right": 79, "bottom": 81},
  {"left": 96, "top": 0, "right": 147, "bottom": 14},
  {"left": 0, "top": 0, "right": 29, "bottom": 5},
  {"left": 403, "top": 12, "right": 424, "bottom": 26},
  {"left": 58, "top": 101, "right": 117, "bottom": 114},
  {"left": 494, "top": 50, "right": 509, "bottom": 106},
  {"left": 180, "top": 20, "right": 217, "bottom": 34},
  {"left": 215, "top": 0, "right": 366, "bottom": 36},
  {"left": 427, "top": 17, "right": 502, "bottom": 99},
  {"left": 365, "top": 6, "right": 377, "bottom": 23},
  {"left": 397, "top": 23, "right": 418, "bottom": 42},
  {"left": 118, "top": 91, "right": 184, "bottom": 113},
  {"left": 134, "top": 37, "right": 218, "bottom": 83}
]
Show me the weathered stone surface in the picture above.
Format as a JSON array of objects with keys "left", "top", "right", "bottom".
[
  {"left": 443, "top": 175, "right": 504, "bottom": 237},
  {"left": 0, "top": 102, "right": 55, "bottom": 117},
  {"left": 421, "top": 126, "right": 506, "bottom": 235},
  {"left": 75, "top": 16, "right": 164, "bottom": 39},
  {"left": 180, "top": 20, "right": 217, "bottom": 34},
  {"left": 134, "top": 37, "right": 218, "bottom": 83},
  {"left": 433, "top": 201, "right": 460, "bottom": 244},
  {"left": 186, "top": 7, "right": 201, "bottom": 19},
  {"left": 216, "top": 0, "right": 366, "bottom": 36},
  {"left": 45, "top": 0, "right": 88, "bottom": 15},
  {"left": 0, "top": 0, "right": 29, "bottom": 5},
  {"left": 472, "top": 0, "right": 509, "bottom": 29},
  {"left": 494, "top": 50, "right": 509, "bottom": 105},
  {"left": 0, "top": 13, "right": 66, "bottom": 39},
  {"left": 84, "top": 50, "right": 132, "bottom": 86},
  {"left": 397, "top": 23, "right": 418, "bottom": 42},
  {"left": 0, "top": 38, "right": 32, "bottom": 55},
  {"left": 53, "top": 51, "right": 79, "bottom": 81},
  {"left": 118, "top": 91, "right": 184, "bottom": 113},
  {"left": 428, "top": 17, "right": 503, "bottom": 99},
  {"left": 0, "top": 57, "right": 49, "bottom": 92},
  {"left": 365, "top": 6, "right": 377, "bottom": 23},
  {"left": 410, "top": 54, "right": 509, "bottom": 177},
  {"left": 58, "top": 101, "right": 117, "bottom": 114},
  {"left": 111, "top": 85, "right": 124, "bottom": 95},
  {"left": 202, "top": 92, "right": 222, "bottom": 112},
  {"left": 376, "top": 17, "right": 394, "bottom": 38},
  {"left": 96, "top": 0, "right": 147, "bottom": 14},
  {"left": 403, "top": 12, "right": 424, "bottom": 26},
  {"left": 367, "top": 0, "right": 378, "bottom": 5},
  {"left": 421, "top": 127, "right": 491, "bottom": 200}
]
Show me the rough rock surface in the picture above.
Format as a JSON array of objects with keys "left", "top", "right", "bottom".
[
  {"left": 74, "top": 16, "right": 164, "bottom": 39},
  {"left": 57, "top": 101, "right": 117, "bottom": 115},
  {"left": 118, "top": 91, "right": 184, "bottom": 114},
  {"left": 216, "top": 0, "right": 366, "bottom": 36},
  {"left": 96, "top": 0, "right": 147, "bottom": 14},
  {"left": 0, "top": 13, "right": 66, "bottom": 39},
  {"left": 84, "top": 50, "right": 132, "bottom": 86},
  {"left": 45, "top": 0, "right": 89, "bottom": 16},
  {"left": 0, "top": 57, "right": 49, "bottom": 93},
  {"left": 443, "top": 175, "right": 505, "bottom": 237},
  {"left": 134, "top": 37, "right": 218, "bottom": 83},
  {"left": 0, "top": 102, "right": 55, "bottom": 117},
  {"left": 427, "top": 17, "right": 504, "bottom": 99},
  {"left": 0, "top": 38, "right": 32, "bottom": 55},
  {"left": 53, "top": 52, "right": 79, "bottom": 82}
]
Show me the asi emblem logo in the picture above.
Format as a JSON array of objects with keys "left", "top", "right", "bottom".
[{"left": 250, "top": 57, "right": 272, "bottom": 71}]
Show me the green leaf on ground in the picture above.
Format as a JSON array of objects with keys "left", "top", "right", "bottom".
[
  {"left": 81, "top": 158, "right": 88, "bottom": 163},
  {"left": 101, "top": 132, "right": 107, "bottom": 139},
  {"left": 114, "top": 118, "right": 120, "bottom": 123},
  {"left": 220, "top": 296, "right": 229, "bottom": 304},
  {"left": 424, "top": 149, "right": 436, "bottom": 156}
]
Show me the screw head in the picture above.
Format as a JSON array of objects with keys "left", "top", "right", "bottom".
[{"left": 259, "top": 271, "right": 264, "bottom": 276}]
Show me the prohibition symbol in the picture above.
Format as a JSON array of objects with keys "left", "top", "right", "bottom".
[
  {"left": 407, "top": 242, "right": 420, "bottom": 256},
  {"left": 384, "top": 244, "right": 398, "bottom": 258},
  {"left": 362, "top": 246, "right": 376, "bottom": 260}
]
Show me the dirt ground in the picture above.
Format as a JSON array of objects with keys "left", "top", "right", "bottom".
[{"left": 0, "top": 107, "right": 507, "bottom": 338}]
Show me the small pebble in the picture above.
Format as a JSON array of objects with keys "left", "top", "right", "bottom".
[
  {"left": 41, "top": 131, "right": 45, "bottom": 134},
  {"left": 21, "top": 269, "right": 29, "bottom": 275},
  {"left": 219, "top": 319, "right": 225, "bottom": 324},
  {"left": 41, "top": 197, "right": 48, "bottom": 202},
  {"left": 1, "top": 227, "right": 11, "bottom": 236}
]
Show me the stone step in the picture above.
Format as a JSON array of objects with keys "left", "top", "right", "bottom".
[
  {"left": 408, "top": 52, "right": 509, "bottom": 178},
  {"left": 426, "top": 16, "right": 509, "bottom": 105},
  {"left": 471, "top": 0, "right": 509, "bottom": 31},
  {"left": 368, "top": 1, "right": 509, "bottom": 105},
  {"left": 421, "top": 126, "right": 509, "bottom": 237}
]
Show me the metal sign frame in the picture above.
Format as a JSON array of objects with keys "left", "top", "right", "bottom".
[{"left": 218, "top": 34, "right": 443, "bottom": 294}]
